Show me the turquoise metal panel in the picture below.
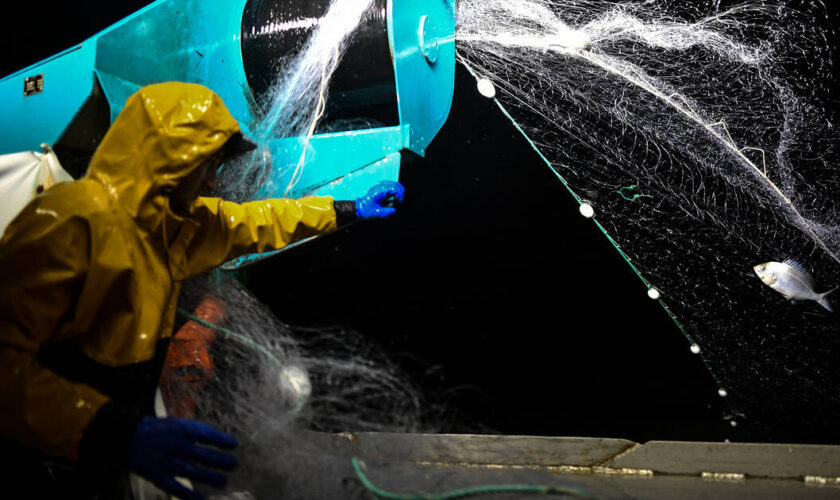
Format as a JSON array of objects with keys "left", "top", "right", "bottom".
[
  {"left": 258, "top": 126, "right": 405, "bottom": 199},
  {"left": 388, "top": 0, "right": 456, "bottom": 156},
  {"left": 0, "top": 43, "right": 98, "bottom": 154},
  {"left": 94, "top": 72, "right": 142, "bottom": 123},
  {"left": 311, "top": 152, "right": 401, "bottom": 199},
  {"left": 94, "top": 0, "right": 257, "bottom": 130}
]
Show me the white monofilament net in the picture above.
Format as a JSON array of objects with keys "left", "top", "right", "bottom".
[
  {"left": 165, "top": 273, "right": 426, "bottom": 499},
  {"left": 217, "top": 0, "right": 376, "bottom": 202},
  {"left": 457, "top": 0, "right": 840, "bottom": 440}
]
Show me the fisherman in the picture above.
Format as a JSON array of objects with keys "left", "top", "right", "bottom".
[{"left": 0, "top": 81, "right": 405, "bottom": 499}]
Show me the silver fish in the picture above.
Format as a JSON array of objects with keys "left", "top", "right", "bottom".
[{"left": 753, "top": 260, "right": 836, "bottom": 312}]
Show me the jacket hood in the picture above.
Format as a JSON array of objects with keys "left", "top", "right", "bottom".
[{"left": 87, "top": 82, "right": 242, "bottom": 234}]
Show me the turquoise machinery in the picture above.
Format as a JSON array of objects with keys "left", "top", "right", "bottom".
[{"left": 0, "top": 0, "right": 455, "bottom": 227}]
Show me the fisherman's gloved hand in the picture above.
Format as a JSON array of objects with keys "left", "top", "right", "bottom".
[
  {"left": 355, "top": 180, "right": 405, "bottom": 220},
  {"left": 125, "top": 416, "right": 238, "bottom": 500}
]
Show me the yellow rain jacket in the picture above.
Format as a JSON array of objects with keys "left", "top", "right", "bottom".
[{"left": 0, "top": 82, "right": 342, "bottom": 464}]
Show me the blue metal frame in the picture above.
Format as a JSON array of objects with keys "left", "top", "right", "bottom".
[{"left": 389, "top": 0, "right": 456, "bottom": 156}]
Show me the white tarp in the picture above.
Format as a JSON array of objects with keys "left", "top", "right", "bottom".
[{"left": 0, "top": 144, "right": 74, "bottom": 237}]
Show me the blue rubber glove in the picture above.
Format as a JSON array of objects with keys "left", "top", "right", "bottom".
[
  {"left": 355, "top": 181, "right": 405, "bottom": 219},
  {"left": 126, "top": 417, "right": 238, "bottom": 500}
]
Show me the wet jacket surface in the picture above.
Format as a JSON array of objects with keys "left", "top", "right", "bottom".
[{"left": 0, "top": 82, "right": 340, "bottom": 465}]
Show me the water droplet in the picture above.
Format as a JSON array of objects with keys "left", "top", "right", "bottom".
[
  {"left": 579, "top": 203, "right": 595, "bottom": 218},
  {"left": 718, "top": 388, "right": 728, "bottom": 397},
  {"left": 648, "top": 288, "right": 661, "bottom": 300},
  {"left": 690, "top": 344, "right": 701, "bottom": 354}
]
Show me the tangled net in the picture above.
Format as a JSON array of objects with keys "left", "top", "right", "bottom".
[
  {"left": 217, "top": 0, "right": 376, "bottom": 202},
  {"left": 162, "top": 272, "right": 428, "bottom": 498}
]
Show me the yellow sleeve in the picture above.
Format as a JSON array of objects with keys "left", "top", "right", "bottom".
[
  {"left": 173, "top": 195, "right": 339, "bottom": 278},
  {"left": 0, "top": 209, "right": 109, "bottom": 462}
]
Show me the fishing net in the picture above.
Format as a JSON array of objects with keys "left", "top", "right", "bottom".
[
  {"left": 161, "top": 272, "right": 427, "bottom": 498},
  {"left": 456, "top": 0, "right": 840, "bottom": 442},
  {"left": 216, "top": 0, "right": 377, "bottom": 202},
  {"left": 163, "top": 3, "right": 840, "bottom": 496}
]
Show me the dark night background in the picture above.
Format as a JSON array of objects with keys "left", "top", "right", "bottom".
[{"left": 2, "top": 1, "right": 839, "bottom": 445}]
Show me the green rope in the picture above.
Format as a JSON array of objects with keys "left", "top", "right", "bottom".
[
  {"left": 351, "top": 457, "right": 597, "bottom": 500},
  {"left": 456, "top": 56, "right": 728, "bottom": 398},
  {"left": 616, "top": 185, "right": 651, "bottom": 202}
]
